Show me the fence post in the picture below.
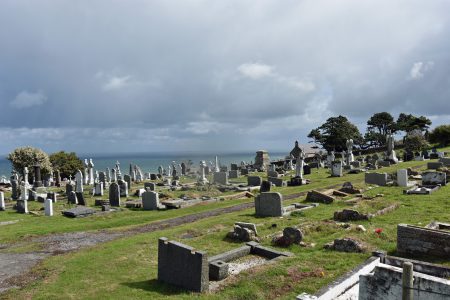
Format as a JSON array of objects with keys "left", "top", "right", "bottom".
[{"left": 402, "top": 262, "right": 414, "bottom": 300}]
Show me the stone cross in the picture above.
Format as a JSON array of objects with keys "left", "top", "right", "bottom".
[{"left": 198, "top": 161, "right": 209, "bottom": 184}]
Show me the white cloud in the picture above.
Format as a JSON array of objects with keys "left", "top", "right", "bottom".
[
  {"left": 10, "top": 90, "right": 47, "bottom": 109},
  {"left": 237, "top": 63, "right": 273, "bottom": 79},
  {"left": 409, "top": 61, "right": 434, "bottom": 80},
  {"left": 185, "top": 121, "right": 224, "bottom": 134},
  {"left": 102, "top": 75, "right": 132, "bottom": 91}
]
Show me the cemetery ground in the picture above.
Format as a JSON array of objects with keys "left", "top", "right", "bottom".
[{"left": 0, "top": 149, "right": 449, "bottom": 299}]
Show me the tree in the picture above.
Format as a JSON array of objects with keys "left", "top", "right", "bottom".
[
  {"left": 396, "top": 113, "right": 432, "bottom": 134},
  {"left": 308, "top": 115, "right": 363, "bottom": 151},
  {"left": 49, "top": 151, "right": 84, "bottom": 179},
  {"left": 404, "top": 130, "right": 429, "bottom": 153},
  {"left": 429, "top": 125, "right": 450, "bottom": 146},
  {"left": 7, "top": 146, "right": 52, "bottom": 177},
  {"left": 364, "top": 112, "right": 396, "bottom": 147}
]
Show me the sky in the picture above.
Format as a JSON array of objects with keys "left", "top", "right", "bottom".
[{"left": 0, "top": 0, "right": 449, "bottom": 155}]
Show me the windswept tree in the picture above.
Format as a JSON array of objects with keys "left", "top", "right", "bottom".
[
  {"left": 7, "top": 146, "right": 52, "bottom": 177},
  {"left": 429, "top": 124, "right": 450, "bottom": 147},
  {"left": 396, "top": 113, "right": 432, "bottom": 134},
  {"left": 49, "top": 151, "right": 84, "bottom": 179},
  {"left": 364, "top": 112, "right": 396, "bottom": 147},
  {"left": 308, "top": 115, "right": 363, "bottom": 152}
]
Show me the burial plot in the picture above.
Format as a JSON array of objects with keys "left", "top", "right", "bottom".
[{"left": 62, "top": 206, "right": 96, "bottom": 218}]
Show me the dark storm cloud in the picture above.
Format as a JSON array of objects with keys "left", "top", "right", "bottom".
[{"left": 0, "top": 0, "right": 449, "bottom": 153}]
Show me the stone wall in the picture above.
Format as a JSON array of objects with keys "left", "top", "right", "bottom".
[
  {"left": 397, "top": 224, "right": 450, "bottom": 258},
  {"left": 359, "top": 264, "right": 450, "bottom": 300}
]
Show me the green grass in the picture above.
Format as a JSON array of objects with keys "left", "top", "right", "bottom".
[{"left": 1, "top": 148, "right": 450, "bottom": 299}]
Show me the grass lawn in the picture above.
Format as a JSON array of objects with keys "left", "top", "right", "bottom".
[{"left": 1, "top": 148, "right": 449, "bottom": 299}]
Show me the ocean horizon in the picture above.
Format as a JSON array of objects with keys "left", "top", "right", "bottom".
[{"left": 0, "top": 150, "right": 291, "bottom": 177}]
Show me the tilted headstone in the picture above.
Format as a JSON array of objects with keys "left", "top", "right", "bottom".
[
  {"left": 109, "top": 182, "right": 121, "bottom": 207},
  {"left": 255, "top": 192, "right": 283, "bottom": 217}
]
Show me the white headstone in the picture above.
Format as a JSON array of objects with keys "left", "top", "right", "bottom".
[
  {"left": 0, "top": 192, "right": 5, "bottom": 210},
  {"left": 44, "top": 198, "right": 53, "bottom": 216},
  {"left": 397, "top": 169, "right": 408, "bottom": 187},
  {"left": 331, "top": 161, "right": 343, "bottom": 177}
]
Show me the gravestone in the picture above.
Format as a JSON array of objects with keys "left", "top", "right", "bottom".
[
  {"left": 11, "top": 178, "right": 19, "bottom": 200},
  {"left": 142, "top": 191, "right": 160, "bottom": 210},
  {"left": 124, "top": 175, "right": 132, "bottom": 189},
  {"left": 350, "top": 161, "right": 361, "bottom": 168},
  {"left": 181, "top": 163, "right": 186, "bottom": 175},
  {"left": 109, "top": 183, "right": 121, "bottom": 207},
  {"left": 63, "top": 206, "right": 95, "bottom": 218},
  {"left": 66, "top": 183, "right": 74, "bottom": 196},
  {"left": 397, "top": 169, "right": 408, "bottom": 187},
  {"left": 241, "top": 169, "right": 249, "bottom": 176},
  {"left": 260, "top": 180, "right": 271, "bottom": 192},
  {"left": 303, "top": 165, "right": 311, "bottom": 175},
  {"left": 150, "top": 173, "right": 158, "bottom": 180},
  {"left": 365, "top": 172, "right": 388, "bottom": 186},
  {"left": 118, "top": 180, "right": 128, "bottom": 197},
  {"left": 267, "top": 170, "right": 279, "bottom": 178},
  {"left": 427, "top": 162, "right": 444, "bottom": 170},
  {"left": 255, "top": 192, "right": 283, "bottom": 217},
  {"left": 158, "top": 237, "right": 209, "bottom": 292},
  {"left": 68, "top": 191, "right": 78, "bottom": 204},
  {"left": 228, "top": 170, "right": 239, "bottom": 179},
  {"left": 422, "top": 171, "right": 447, "bottom": 186},
  {"left": 76, "top": 192, "right": 86, "bottom": 205},
  {"left": 439, "top": 157, "right": 450, "bottom": 166},
  {"left": 213, "top": 172, "right": 228, "bottom": 185},
  {"left": 331, "top": 161, "right": 343, "bottom": 177},
  {"left": 47, "top": 192, "right": 57, "bottom": 203},
  {"left": 44, "top": 198, "right": 53, "bottom": 216},
  {"left": 94, "top": 182, "right": 104, "bottom": 196},
  {"left": 247, "top": 176, "right": 262, "bottom": 187},
  {"left": 144, "top": 182, "right": 156, "bottom": 191},
  {"left": 75, "top": 170, "right": 83, "bottom": 193},
  {"left": 0, "top": 192, "right": 5, "bottom": 211},
  {"left": 16, "top": 200, "right": 28, "bottom": 213},
  {"left": 267, "top": 176, "right": 285, "bottom": 187},
  {"left": 230, "top": 163, "right": 238, "bottom": 171}
]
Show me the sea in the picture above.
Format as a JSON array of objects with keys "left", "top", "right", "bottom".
[{"left": 0, "top": 151, "right": 289, "bottom": 178}]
